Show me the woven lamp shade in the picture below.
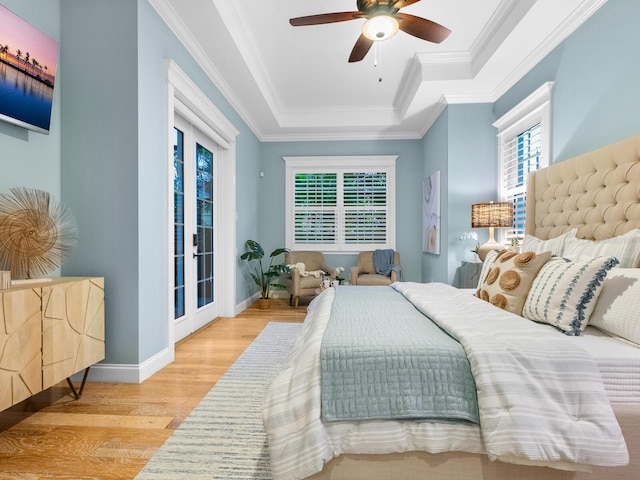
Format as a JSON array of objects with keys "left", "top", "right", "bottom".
[
  {"left": 471, "top": 202, "right": 513, "bottom": 228},
  {"left": 471, "top": 202, "right": 513, "bottom": 261}
]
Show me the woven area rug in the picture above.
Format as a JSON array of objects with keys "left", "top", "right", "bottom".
[{"left": 135, "top": 321, "right": 302, "bottom": 479}]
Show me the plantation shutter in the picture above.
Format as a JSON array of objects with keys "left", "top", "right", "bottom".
[
  {"left": 502, "top": 123, "right": 541, "bottom": 240},
  {"left": 293, "top": 173, "right": 337, "bottom": 244},
  {"left": 343, "top": 172, "right": 387, "bottom": 244}
]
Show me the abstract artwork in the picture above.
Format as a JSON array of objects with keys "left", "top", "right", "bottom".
[{"left": 422, "top": 171, "right": 440, "bottom": 254}]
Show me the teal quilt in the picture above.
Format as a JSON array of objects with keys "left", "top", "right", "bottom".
[{"left": 320, "top": 286, "right": 479, "bottom": 423}]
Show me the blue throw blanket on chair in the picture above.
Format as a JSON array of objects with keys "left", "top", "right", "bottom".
[{"left": 372, "top": 249, "right": 403, "bottom": 280}]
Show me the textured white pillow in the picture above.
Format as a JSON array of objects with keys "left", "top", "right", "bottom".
[
  {"left": 589, "top": 268, "right": 640, "bottom": 345},
  {"left": 563, "top": 229, "right": 640, "bottom": 268},
  {"left": 522, "top": 256, "right": 619, "bottom": 335},
  {"left": 521, "top": 229, "right": 577, "bottom": 257},
  {"left": 475, "top": 249, "right": 500, "bottom": 291}
]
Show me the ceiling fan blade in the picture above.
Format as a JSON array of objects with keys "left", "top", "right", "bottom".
[
  {"left": 396, "top": 13, "right": 451, "bottom": 43},
  {"left": 392, "top": 0, "right": 421, "bottom": 9},
  {"left": 290, "top": 12, "right": 362, "bottom": 26},
  {"left": 349, "top": 34, "right": 374, "bottom": 62}
]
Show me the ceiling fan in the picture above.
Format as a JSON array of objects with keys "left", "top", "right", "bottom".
[{"left": 289, "top": 0, "right": 451, "bottom": 63}]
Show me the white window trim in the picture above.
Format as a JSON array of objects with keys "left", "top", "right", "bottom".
[
  {"left": 494, "top": 81, "right": 553, "bottom": 170},
  {"left": 493, "top": 81, "right": 553, "bottom": 242},
  {"left": 283, "top": 155, "right": 397, "bottom": 253}
]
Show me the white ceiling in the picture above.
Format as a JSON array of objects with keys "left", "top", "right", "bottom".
[{"left": 149, "top": 0, "right": 606, "bottom": 141}]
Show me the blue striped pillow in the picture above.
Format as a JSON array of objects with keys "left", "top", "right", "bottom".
[{"left": 522, "top": 256, "right": 619, "bottom": 335}]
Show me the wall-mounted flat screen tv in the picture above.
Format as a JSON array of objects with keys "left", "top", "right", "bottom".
[{"left": 0, "top": 5, "right": 58, "bottom": 134}]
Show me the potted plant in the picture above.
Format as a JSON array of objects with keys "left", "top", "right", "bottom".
[{"left": 240, "top": 239, "right": 289, "bottom": 310}]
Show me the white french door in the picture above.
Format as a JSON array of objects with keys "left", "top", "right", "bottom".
[{"left": 173, "top": 114, "right": 219, "bottom": 342}]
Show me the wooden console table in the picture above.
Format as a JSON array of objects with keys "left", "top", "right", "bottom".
[{"left": 0, "top": 277, "right": 104, "bottom": 412}]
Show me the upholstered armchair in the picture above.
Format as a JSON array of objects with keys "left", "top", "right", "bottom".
[
  {"left": 284, "top": 251, "right": 336, "bottom": 308},
  {"left": 350, "top": 250, "right": 401, "bottom": 286}
]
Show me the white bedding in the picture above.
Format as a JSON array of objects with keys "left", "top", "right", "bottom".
[
  {"left": 578, "top": 327, "right": 640, "bottom": 404},
  {"left": 462, "top": 289, "right": 640, "bottom": 404},
  {"left": 263, "top": 283, "right": 629, "bottom": 480}
]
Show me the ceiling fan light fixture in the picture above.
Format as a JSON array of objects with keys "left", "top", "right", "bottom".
[{"left": 362, "top": 15, "right": 399, "bottom": 41}]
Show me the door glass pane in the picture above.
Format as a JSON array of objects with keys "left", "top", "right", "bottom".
[
  {"left": 196, "top": 143, "right": 214, "bottom": 308},
  {"left": 173, "top": 127, "right": 185, "bottom": 319}
]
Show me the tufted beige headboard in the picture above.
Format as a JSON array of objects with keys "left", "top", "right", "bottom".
[{"left": 526, "top": 135, "right": 640, "bottom": 241}]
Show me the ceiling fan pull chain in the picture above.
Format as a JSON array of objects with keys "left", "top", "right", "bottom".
[
  {"left": 375, "top": 41, "right": 384, "bottom": 82},
  {"left": 374, "top": 40, "right": 380, "bottom": 67}
]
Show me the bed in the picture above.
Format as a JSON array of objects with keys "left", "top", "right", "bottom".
[{"left": 263, "top": 134, "right": 640, "bottom": 480}]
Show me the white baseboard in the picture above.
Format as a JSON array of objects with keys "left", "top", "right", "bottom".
[
  {"left": 234, "top": 292, "right": 260, "bottom": 315},
  {"left": 71, "top": 346, "right": 174, "bottom": 384},
  {"left": 72, "top": 294, "right": 269, "bottom": 385}
]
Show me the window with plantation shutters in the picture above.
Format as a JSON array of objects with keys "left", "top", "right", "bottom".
[
  {"left": 284, "top": 156, "right": 397, "bottom": 252},
  {"left": 494, "top": 82, "right": 552, "bottom": 244},
  {"left": 502, "top": 123, "right": 541, "bottom": 239}
]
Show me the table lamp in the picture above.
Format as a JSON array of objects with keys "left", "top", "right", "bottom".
[{"left": 471, "top": 201, "right": 514, "bottom": 261}]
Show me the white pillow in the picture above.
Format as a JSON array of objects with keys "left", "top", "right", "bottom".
[
  {"left": 563, "top": 229, "right": 640, "bottom": 268},
  {"left": 589, "top": 268, "right": 640, "bottom": 345},
  {"left": 521, "top": 229, "right": 577, "bottom": 257},
  {"left": 522, "top": 256, "right": 619, "bottom": 335}
]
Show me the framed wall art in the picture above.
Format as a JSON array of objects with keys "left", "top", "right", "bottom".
[{"left": 422, "top": 170, "right": 440, "bottom": 254}]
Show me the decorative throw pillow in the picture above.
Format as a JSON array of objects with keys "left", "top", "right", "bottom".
[
  {"left": 477, "top": 250, "right": 552, "bottom": 316},
  {"left": 522, "top": 256, "right": 620, "bottom": 335},
  {"left": 521, "top": 228, "right": 577, "bottom": 257},
  {"left": 475, "top": 249, "right": 500, "bottom": 291},
  {"left": 589, "top": 268, "right": 640, "bottom": 345},
  {"left": 563, "top": 229, "right": 640, "bottom": 268}
]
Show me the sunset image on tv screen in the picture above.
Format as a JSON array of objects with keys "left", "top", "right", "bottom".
[{"left": 0, "top": 5, "right": 58, "bottom": 133}]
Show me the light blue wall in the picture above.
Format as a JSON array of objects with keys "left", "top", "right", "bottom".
[
  {"left": 257, "top": 140, "right": 424, "bottom": 283},
  {"left": 0, "top": 0, "right": 61, "bottom": 201},
  {"left": 59, "top": 0, "right": 262, "bottom": 364},
  {"left": 495, "top": 0, "right": 640, "bottom": 164},
  {"left": 60, "top": 0, "right": 140, "bottom": 364},
  {"left": 447, "top": 104, "right": 496, "bottom": 285},
  {"left": 422, "top": 105, "right": 496, "bottom": 286},
  {"left": 421, "top": 108, "right": 449, "bottom": 283}
]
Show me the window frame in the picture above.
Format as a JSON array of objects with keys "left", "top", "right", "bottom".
[
  {"left": 283, "top": 155, "right": 397, "bottom": 253},
  {"left": 494, "top": 82, "right": 553, "bottom": 244}
]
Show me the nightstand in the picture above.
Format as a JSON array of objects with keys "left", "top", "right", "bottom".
[{"left": 461, "top": 261, "right": 483, "bottom": 289}]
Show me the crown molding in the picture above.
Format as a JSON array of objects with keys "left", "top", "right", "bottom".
[
  {"left": 148, "top": 0, "right": 607, "bottom": 143},
  {"left": 259, "top": 129, "right": 424, "bottom": 143},
  {"left": 393, "top": 0, "right": 532, "bottom": 118},
  {"left": 147, "top": 0, "right": 264, "bottom": 139},
  {"left": 416, "top": 96, "right": 449, "bottom": 139},
  {"left": 488, "top": 0, "right": 608, "bottom": 106},
  {"left": 468, "top": 0, "right": 537, "bottom": 75},
  {"left": 211, "top": 0, "right": 286, "bottom": 124}
]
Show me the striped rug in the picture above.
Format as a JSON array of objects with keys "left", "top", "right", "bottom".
[{"left": 135, "top": 321, "right": 302, "bottom": 479}]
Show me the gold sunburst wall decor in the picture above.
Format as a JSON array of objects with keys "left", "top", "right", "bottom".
[{"left": 0, "top": 187, "right": 78, "bottom": 279}]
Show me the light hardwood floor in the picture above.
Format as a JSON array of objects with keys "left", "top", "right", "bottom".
[{"left": 0, "top": 297, "right": 308, "bottom": 479}]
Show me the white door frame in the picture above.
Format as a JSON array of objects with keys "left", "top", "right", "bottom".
[
  {"left": 173, "top": 115, "right": 222, "bottom": 341},
  {"left": 166, "top": 59, "right": 238, "bottom": 351}
]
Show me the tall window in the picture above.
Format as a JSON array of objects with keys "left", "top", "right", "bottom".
[
  {"left": 502, "top": 123, "right": 541, "bottom": 239},
  {"left": 284, "top": 156, "right": 397, "bottom": 252},
  {"left": 494, "top": 82, "right": 553, "bottom": 242}
]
